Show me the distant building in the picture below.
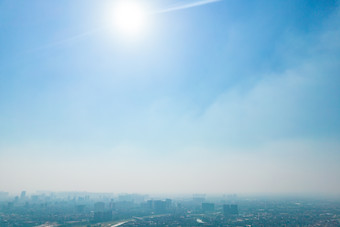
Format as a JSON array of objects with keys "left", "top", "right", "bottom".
[
  {"left": 31, "top": 195, "right": 39, "bottom": 202},
  {"left": 154, "top": 200, "right": 166, "bottom": 213},
  {"left": 165, "top": 199, "right": 172, "bottom": 209},
  {"left": 94, "top": 210, "right": 112, "bottom": 222},
  {"left": 147, "top": 200, "right": 154, "bottom": 209},
  {"left": 76, "top": 204, "right": 86, "bottom": 213},
  {"left": 7, "top": 202, "right": 14, "bottom": 209},
  {"left": 94, "top": 202, "right": 105, "bottom": 211},
  {"left": 20, "top": 191, "right": 26, "bottom": 200},
  {"left": 109, "top": 199, "right": 115, "bottom": 210},
  {"left": 146, "top": 200, "right": 168, "bottom": 213},
  {"left": 223, "top": 204, "right": 238, "bottom": 216},
  {"left": 202, "top": 203, "right": 215, "bottom": 212}
]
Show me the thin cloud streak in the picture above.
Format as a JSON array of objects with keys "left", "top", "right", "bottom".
[
  {"left": 24, "top": 27, "right": 105, "bottom": 54},
  {"left": 153, "top": 0, "right": 222, "bottom": 14}
]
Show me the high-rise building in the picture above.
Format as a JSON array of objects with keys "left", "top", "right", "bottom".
[
  {"left": 202, "top": 203, "right": 215, "bottom": 212},
  {"left": 146, "top": 200, "right": 167, "bottom": 213},
  {"left": 20, "top": 191, "right": 26, "bottom": 200},
  {"left": 165, "top": 199, "right": 172, "bottom": 209},
  {"left": 154, "top": 200, "right": 166, "bottom": 213},
  {"left": 109, "top": 199, "right": 115, "bottom": 210},
  {"left": 147, "top": 200, "right": 154, "bottom": 209},
  {"left": 76, "top": 205, "right": 86, "bottom": 213},
  {"left": 94, "top": 202, "right": 105, "bottom": 211}
]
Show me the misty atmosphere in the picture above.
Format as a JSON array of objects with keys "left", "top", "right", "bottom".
[{"left": 1, "top": 0, "right": 340, "bottom": 226}]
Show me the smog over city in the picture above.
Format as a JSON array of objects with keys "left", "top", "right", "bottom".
[{"left": 1, "top": 0, "right": 340, "bottom": 226}]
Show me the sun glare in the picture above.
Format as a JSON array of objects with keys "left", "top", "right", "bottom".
[{"left": 112, "top": 0, "right": 148, "bottom": 36}]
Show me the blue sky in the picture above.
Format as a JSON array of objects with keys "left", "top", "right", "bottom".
[{"left": 0, "top": 0, "right": 340, "bottom": 195}]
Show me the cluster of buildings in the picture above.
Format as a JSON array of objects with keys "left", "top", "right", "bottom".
[{"left": 1, "top": 191, "right": 339, "bottom": 226}]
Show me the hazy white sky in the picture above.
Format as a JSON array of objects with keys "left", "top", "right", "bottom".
[{"left": 1, "top": 139, "right": 340, "bottom": 195}]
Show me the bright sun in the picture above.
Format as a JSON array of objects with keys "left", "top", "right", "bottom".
[{"left": 112, "top": 0, "right": 148, "bottom": 36}]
